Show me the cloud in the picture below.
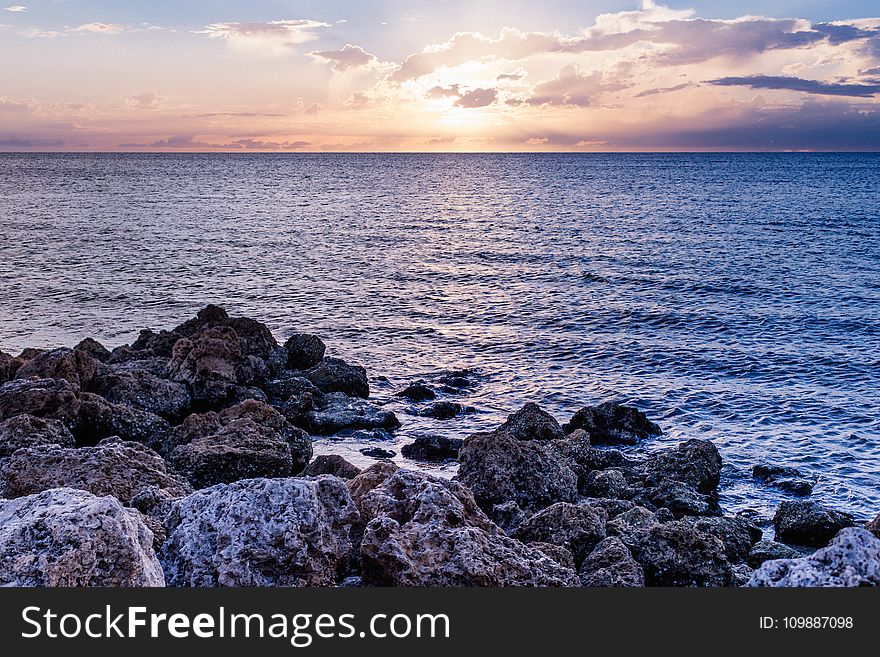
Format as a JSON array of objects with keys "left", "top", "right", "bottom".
[
  {"left": 427, "top": 84, "right": 461, "bottom": 98},
  {"left": 127, "top": 91, "right": 164, "bottom": 109},
  {"left": 0, "top": 137, "right": 64, "bottom": 148},
  {"left": 635, "top": 82, "right": 693, "bottom": 97},
  {"left": 454, "top": 88, "right": 498, "bottom": 108},
  {"left": 4, "top": 5, "right": 26, "bottom": 12},
  {"left": 497, "top": 71, "right": 524, "bottom": 81},
  {"left": 70, "top": 22, "right": 129, "bottom": 35},
  {"left": 709, "top": 75, "right": 880, "bottom": 98},
  {"left": 309, "top": 44, "right": 376, "bottom": 71},
  {"left": 231, "top": 138, "right": 311, "bottom": 150},
  {"left": 526, "top": 65, "right": 617, "bottom": 107},
  {"left": 196, "top": 19, "right": 330, "bottom": 55},
  {"left": 344, "top": 91, "right": 371, "bottom": 109},
  {"left": 119, "top": 134, "right": 211, "bottom": 149}
]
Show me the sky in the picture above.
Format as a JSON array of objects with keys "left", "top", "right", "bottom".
[{"left": 1, "top": 1, "right": 879, "bottom": 151}]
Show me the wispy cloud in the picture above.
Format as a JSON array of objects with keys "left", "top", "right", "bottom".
[
  {"left": 195, "top": 19, "right": 329, "bottom": 56},
  {"left": 309, "top": 44, "right": 376, "bottom": 71},
  {"left": 4, "top": 5, "right": 26, "bottom": 12},
  {"left": 708, "top": 75, "right": 880, "bottom": 98}
]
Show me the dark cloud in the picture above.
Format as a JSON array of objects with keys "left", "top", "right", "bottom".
[
  {"left": 497, "top": 71, "right": 524, "bottom": 81},
  {"left": 709, "top": 75, "right": 880, "bottom": 98},
  {"left": 635, "top": 82, "right": 693, "bottom": 97},
  {"left": 0, "top": 137, "right": 64, "bottom": 148},
  {"left": 454, "top": 88, "right": 497, "bottom": 108}
]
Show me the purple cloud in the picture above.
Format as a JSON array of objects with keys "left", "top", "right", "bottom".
[{"left": 709, "top": 75, "right": 880, "bottom": 98}]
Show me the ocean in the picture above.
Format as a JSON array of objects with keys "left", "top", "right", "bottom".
[{"left": 1, "top": 152, "right": 878, "bottom": 520}]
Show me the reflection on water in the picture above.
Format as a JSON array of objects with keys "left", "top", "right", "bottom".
[{"left": 1, "top": 153, "right": 878, "bottom": 519}]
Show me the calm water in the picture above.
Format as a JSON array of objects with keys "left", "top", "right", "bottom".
[{"left": 1, "top": 153, "right": 878, "bottom": 521}]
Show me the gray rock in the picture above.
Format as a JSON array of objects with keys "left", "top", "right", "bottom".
[
  {"left": 304, "top": 454, "right": 362, "bottom": 479},
  {"left": 583, "top": 469, "right": 628, "bottom": 499},
  {"left": 774, "top": 500, "right": 855, "bottom": 547},
  {"left": 0, "top": 488, "right": 164, "bottom": 586},
  {"left": 640, "top": 439, "right": 722, "bottom": 495},
  {"left": 563, "top": 402, "right": 661, "bottom": 445},
  {"left": 490, "top": 500, "right": 528, "bottom": 536},
  {"left": 749, "top": 528, "right": 880, "bottom": 587},
  {"left": 0, "top": 414, "right": 75, "bottom": 458},
  {"left": 93, "top": 366, "right": 192, "bottom": 421},
  {"left": 747, "top": 541, "right": 804, "bottom": 568},
  {"left": 283, "top": 333, "right": 326, "bottom": 370},
  {"left": 627, "top": 519, "right": 733, "bottom": 586},
  {"left": 160, "top": 476, "right": 359, "bottom": 586},
  {"left": 753, "top": 464, "right": 815, "bottom": 496},
  {"left": 547, "top": 433, "right": 634, "bottom": 493},
  {"left": 411, "top": 401, "right": 473, "bottom": 420},
  {"left": 497, "top": 403, "right": 565, "bottom": 441},
  {"left": 579, "top": 536, "right": 645, "bottom": 587},
  {"left": 515, "top": 502, "right": 607, "bottom": 566},
  {"left": 646, "top": 478, "right": 720, "bottom": 518},
  {"left": 684, "top": 516, "right": 762, "bottom": 564},
  {"left": 304, "top": 392, "right": 400, "bottom": 435},
  {"left": 306, "top": 357, "right": 369, "bottom": 398}
]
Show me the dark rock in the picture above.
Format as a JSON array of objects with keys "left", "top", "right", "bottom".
[
  {"left": 344, "top": 428, "right": 396, "bottom": 442},
  {"left": 0, "top": 488, "right": 164, "bottom": 586},
  {"left": 628, "top": 520, "right": 733, "bottom": 587},
  {"left": 0, "top": 350, "right": 24, "bottom": 383},
  {"left": 866, "top": 514, "right": 880, "bottom": 538},
  {"left": 0, "top": 438, "right": 192, "bottom": 504},
  {"left": 497, "top": 403, "right": 565, "bottom": 441},
  {"left": 437, "top": 369, "right": 480, "bottom": 390},
  {"left": 172, "top": 305, "right": 278, "bottom": 360},
  {"left": 547, "top": 433, "right": 634, "bottom": 493},
  {"left": 129, "top": 485, "right": 179, "bottom": 549},
  {"left": 396, "top": 382, "right": 436, "bottom": 401},
  {"left": 360, "top": 447, "right": 396, "bottom": 459},
  {"left": 127, "top": 328, "right": 184, "bottom": 360},
  {"left": 304, "top": 455, "right": 362, "bottom": 479},
  {"left": 747, "top": 541, "right": 804, "bottom": 568},
  {"left": 749, "top": 528, "right": 880, "bottom": 587},
  {"left": 267, "top": 374, "right": 323, "bottom": 404},
  {"left": 92, "top": 366, "right": 192, "bottom": 421},
  {"left": 515, "top": 502, "right": 607, "bottom": 566},
  {"left": 583, "top": 469, "right": 628, "bottom": 499},
  {"left": 646, "top": 478, "right": 720, "bottom": 518},
  {"left": 351, "top": 467, "right": 579, "bottom": 586},
  {"left": 401, "top": 435, "right": 462, "bottom": 461},
  {"left": 73, "top": 338, "right": 111, "bottom": 362},
  {"left": 284, "top": 333, "right": 326, "bottom": 370},
  {"left": 579, "top": 536, "right": 645, "bottom": 587},
  {"left": 530, "top": 542, "right": 576, "bottom": 570},
  {"left": 76, "top": 392, "right": 171, "bottom": 447},
  {"left": 412, "top": 400, "right": 473, "bottom": 420},
  {"left": 304, "top": 392, "right": 400, "bottom": 435},
  {"left": 489, "top": 500, "right": 528, "bottom": 536},
  {"left": 0, "top": 414, "right": 75, "bottom": 458},
  {"left": 306, "top": 357, "right": 369, "bottom": 398},
  {"left": 773, "top": 500, "right": 855, "bottom": 547},
  {"left": 14, "top": 347, "right": 100, "bottom": 389},
  {"left": 640, "top": 439, "right": 722, "bottom": 495},
  {"left": 753, "top": 464, "right": 816, "bottom": 496},
  {"left": 458, "top": 428, "right": 578, "bottom": 514},
  {"left": 564, "top": 401, "right": 661, "bottom": 445},
  {"left": 160, "top": 476, "right": 359, "bottom": 587},
  {"left": 580, "top": 498, "right": 637, "bottom": 519},
  {"left": 606, "top": 506, "right": 660, "bottom": 546},
  {"left": 684, "top": 516, "right": 761, "bottom": 563}
]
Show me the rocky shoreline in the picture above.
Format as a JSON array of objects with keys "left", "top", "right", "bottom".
[{"left": 1, "top": 305, "right": 877, "bottom": 587}]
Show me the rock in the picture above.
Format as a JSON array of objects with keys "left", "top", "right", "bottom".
[
  {"left": 284, "top": 333, "right": 326, "bottom": 370},
  {"left": 268, "top": 374, "right": 323, "bottom": 404},
  {"left": 564, "top": 401, "right": 661, "bottom": 445},
  {"left": 412, "top": 401, "right": 473, "bottom": 420},
  {"left": 583, "top": 469, "right": 628, "bottom": 499},
  {"left": 160, "top": 476, "right": 359, "bottom": 586},
  {"left": 580, "top": 497, "right": 637, "bottom": 519},
  {"left": 346, "top": 461, "right": 399, "bottom": 508},
  {"left": 0, "top": 350, "right": 24, "bottom": 383},
  {"left": 360, "top": 447, "right": 396, "bottom": 459},
  {"left": 304, "top": 392, "right": 400, "bottom": 435},
  {"left": 0, "top": 488, "right": 164, "bottom": 586},
  {"left": 514, "top": 502, "right": 607, "bottom": 566},
  {"left": 640, "top": 439, "right": 722, "bottom": 495},
  {"left": 684, "top": 516, "right": 761, "bottom": 564},
  {"left": 76, "top": 392, "right": 171, "bottom": 447},
  {"left": 747, "top": 541, "right": 804, "bottom": 568},
  {"left": 14, "top": 347, "right": 100, "bottom": 389},
  {"left": 547, "top": 433, "right": 634, "bottom": 492},
  {"left": 627, "top": 520, "right": 733, "bottom": 587},
  {"left": 396, "top": 382, "right": 436, "bottom": 401},
  {"left": 401, "top": 435, "right": 463, "bottom": 461},
  {"left": 129, "top": 485, "right": 180, "bottom": 549},
  {"left": 730, "top": 564, "right": 755, "bottom": 587},
  {"left": 353, "top": 468, "right": 579, "bottom": 587},
  {"left": 74, "top": 338, "right": 111, "bottom": 362},
  {"left": 0, "top": 414, "right": 75, "bottom": 458},
  {"left": 172, "top": 305, "right": 278, "bottom": 360},
  {"left": 749, "top": 528, "right": 880, "bottom": 587},
  {"left": 458, "top": 428, "right": 578, "bottom": 514},
  {"left": 497, "top": 403, "right": 565, "bottom": 441},
  {"left": 530, "top": 542, "right": 576, "bottom": 570},
  {"left": 92, "top": 366, "right": 192, "bottom": 421},
  {"left": 306, "top": 357, "right": 369, "bottom": 398},
  {"left": 753, "top": 464, "right": 816, "bottom": 496},
  {"left": 773, "top": 500, "right": 855, "bottom": 547},
  {"left": 606, "top": 506, "right": 661, "bottom": 546},
  {"left": 646, "top": 478, "right": 720, "bottom": 518},
  {"left": 489, "top": 500, "right": 528, "bottom": 536},
  {"left": 127, "top": 328, "right": 184, "bottom": 360},
  {"left": 0, "top": 377, "right": 82, "bottom": 427},
  {"left": 166, "top": 400, "right": 312, "bottom": 488},
  {"left": 0, "top": 438, "right": 192, "bottom": 503},
  {"left": 579, "top": 536, "right": 645, "bottom": 587},
  {"left": 436, "top": 369, "right": 480, "bottom": 391},
  {"left": 867, "top": 514, "right": 880, "bottom": 538},
  {"left": 304, "top": 455, "right": 362, "bottom": 479}
]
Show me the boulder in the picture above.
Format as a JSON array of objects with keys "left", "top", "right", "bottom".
[
  {"left": 352, "top": 468, "right": 579, "bottom": 586},
  {"left": 867, "top": 513, "right": 880, "bottom": 538},
  {"left": 606, "top": 506, "right": 661, "bottom": 545},
  {"left": 774, "top": 500, "right": 855, "bottom": 547},
  {"left": 458, "top": 428, "right": 578, "bottom": 514},
  {"left": 749, "top": 528, "right": 880, "bottom": 587},
  {"left": 0, "top": 414, "right": 75, "bottom": 458},
  {"left": 0, "top": 350, "right": 24, "bottom": 383},
  {"left": 579, "top": 536, "right": 645, "bottom": 587},
  {"left": 304, "top": 455, "right": 362, "bottom": 479},
  {"left": 283, "top": 333, "right": 326, "bottom": 370},
  {"left": 0, "top": 377, "right": 82, "bottom": 427},
  {"left": 646, "top": 478, "right": 720, "bottom": 518},
  {"left": 411, "top": 401, "right": 472, "bottom": 420},
  {"left": 304, "top": 392, "right": 400, "bottom": 435},
  {"left": 747, "top": 541, "right": 804, "bottom": 568},
  {"left": 683, "top": 516, "right": 761, "bottom": 564},
  {"left": 172, "top": 305, "right": 278, "bottom": 360},
  {"left": 76, "top": 392, "right": 171, "bottom": 447},
  {"left": 0, "top": 438, "right": 191, "bottom": 503},
  {"left": 73, "top": 338, "right": 111, "bottom": 362},
  {"left": 564, "top": 402, "right": 661, "bottom": 445},
  {"left": 514, "top": 502, "right": 607, "bottom": 566},
  {"left": 92, "top": 366, "right": 192, "bottom": 421},
  {"left": 547, "top": 433, "right": 634, "bottom": 492},
  {"left": 14, "top": 347, "right": 100, "bottom": 389},
  {"left": 753, "top": 464, "right": 815, "bottom": 496},
  {"left": 159, "top": 476, "right": 359, "bottom": 587},
  {"left": 497, "top": 403, "right": 566, "bottom": 441},
  {"left": 640, "top": 439, "right": 722, "bottom": 495},
  {"left": 583, "top": 469, "right": 628, "bottom": 499},
  {"left": 396, "top": 382, "right": 436, "bottom": 402},
  {"left": 489, "top": 500, "right": 528, "bottom": 536},
  {"left": 360, "top": 447, "right": 396, "bottom": 459},
  {"left": 530, "top": 542, "right": 576, "bottom": 570},
  {"left": 306, "top": 357, "right": 369, "bottom": 398},
  {"left": 401, "top": 435, "right": 463, "bottom": 461},
  {"left": 0, "top": 488, "right": 164, "bottom": 586},
  {"left": 580, "top": 497, "right": 637, "bottom": 519}
]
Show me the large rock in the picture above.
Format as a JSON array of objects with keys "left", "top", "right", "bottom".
[
  {"left": 92, "top": 365, "right": 192, "bottom": 421},
  {"left": 306, "top": 357, "right": 369, "bottom": 398},
  {"left": 304, "top": 392, "right": 400, "bottom": 435},
  {"left": 579, "top": 536, "right": 645, "bottom": 587},
  {"left": 749, "top": 528, "right": 880, "bottom": 587},
  {"left": 774, "top": 500, "right": 855, "bottom": 548},
  {"left": 74, "top": 338, "right": 111, "bottom": 362},
  {"left": 683, "top": 516, "right": 761, "bottom": 564},
  {"left": 0, "top": 414, "right": 75, "bottom": 458},
  {"left": 0, "top": 488, "right": 164, "bottom": 586},
  {"left": 284, "top": 333, "right": 326, "bottom": 370},
  {"left": 304, "top": 454, "right": 362, "bottom": 479},
  {"left": 412, "top": 401, "right": 472, "bottom": 420},
  {"left": 646, "top": 478, "right": 720, "bottom": 518},
  {"left": 159, "top": 476, "right": 359, "bottom": 587},
  {"left": 867, "top": 513, "right": 880, "bottom": 538},
  {"left": 172, "top": 305, "right": 278, "bottom": 360},
  {"left": 583, "top": 469, "right": 629, "bottom": 499},
  {"left": 547, "top": 432, "right": 634, "bottom": 492},
  {"left": 75, "top": 392, "right": 171, "bottom": 447},
  {"left": 0, "top": 350, "right": 24, "bottom": 383},
  {"left": 396, "top": 382, "right": 435, "bottom": 401},
  {"left": 458, "top": 428, "right": 578, "bottom": 514},
  {"left": 747, "top": 541, "right": 804, "bottom": 568},
  {"left": 351, "top": 467, "right": 579, "bottom": 586},
  {"left": 753, "top": 464, "right": 815, "bottom": 496},
  {"left": 640, "top": 439, "right": 722, "bottom": 495},
  {"left": 165, "top": 400, "right": 312, "bottom": 488},
  {"left": 564, "top": 402, "right": 661, "bottom": 445},
  {"left": 0, "top": 438, "right": 191, "bottom": 503},
  {"left": 497, "top": 403, "right": 566, "bottom": 441},
  {"left": 401, "top": 435, "right": 462, "bottom": 461},
  {"left": 514, "top": 502, "right": 607, "bottom": 565},
  {"left": 0, "top": 377, "right": 82, "bottom": 427},
  {"left": 14, "top": 347, "right": 100, "bottom": 389}
]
